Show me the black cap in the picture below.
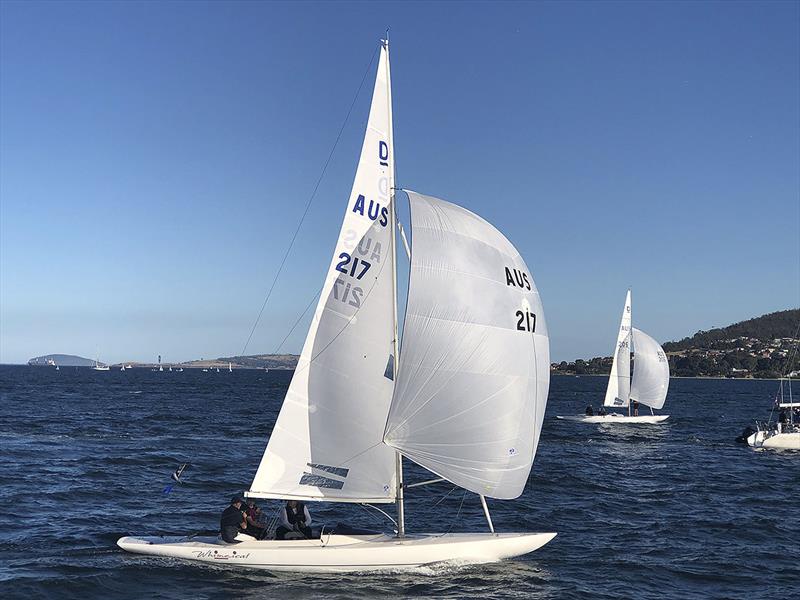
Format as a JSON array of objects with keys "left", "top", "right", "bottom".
[{"left": 231, "top": 495, "right": 243, "bottom": 504}]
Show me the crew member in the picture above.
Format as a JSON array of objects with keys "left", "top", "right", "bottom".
[
  {"left": 633, "top": 400, "right": 639, "bottom": 417},
  {"left": 220, "top": 496, "right": 247, "bottom": 543},
  {"left": 585, "top": 405, "right": 594, "bottom": 416},
  {"left": 244, "top": 498, "right": 267, "bottom": 540},
  {"left": 276, "top": 500, "right": 312, "bottom": 539}
]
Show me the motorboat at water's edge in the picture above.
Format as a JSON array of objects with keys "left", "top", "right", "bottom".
[{"left": 117, "top": 532, "right": 557, "bottom": 573}]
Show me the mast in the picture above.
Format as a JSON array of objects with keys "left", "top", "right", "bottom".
[
  {"left": 384, "top": 36, "right": 405, "bottom": 538},
  {"left": 628, "top": 289, "right": 632, "bottom": 417}
]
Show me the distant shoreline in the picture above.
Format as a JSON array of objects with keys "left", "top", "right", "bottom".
[{"left": 1, "top": 363, "right": 789, "bottom": 381}]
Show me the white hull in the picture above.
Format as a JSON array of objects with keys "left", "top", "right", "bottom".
[
  {"left": 556, "top": 414, "right": 669, "bottom": 424},
  {"left": 747, "top": 430, "right": 800, "bottom": 450},
  {"left": 117, "top": 531, "right": 556, "bottom": 573}
]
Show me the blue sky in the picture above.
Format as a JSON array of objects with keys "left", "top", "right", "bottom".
[{"left": 1, "top": 0, "right": 798, "bottom": 365}]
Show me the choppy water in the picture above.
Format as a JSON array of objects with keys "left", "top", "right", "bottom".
[{"left": 0, "top": 366, "right": 797, "bottom": 599}]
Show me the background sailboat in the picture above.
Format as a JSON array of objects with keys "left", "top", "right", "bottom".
[
  {"left": 92, "top": 357, "right": 110, "bottom": 371},
  {"left": 118, "top": 38, "right": 553, "bottom": 572},
  {"left": 557, "top": 290, "right": 670, "bottom": 423}
]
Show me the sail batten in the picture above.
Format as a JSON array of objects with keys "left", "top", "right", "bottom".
[
  {"left": 384, "top": 191, "right": 549, "bottom": 500},
  {"left": 248, "top": 43, "right": 397, "bottom": 503}
]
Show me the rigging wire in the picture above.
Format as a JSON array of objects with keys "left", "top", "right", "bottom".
[
  {"left": 272, "top": 287, "right": 322, "bottom": 354},
  {"left": 240, "top": 45, "right": 380, "bottom": 356}
]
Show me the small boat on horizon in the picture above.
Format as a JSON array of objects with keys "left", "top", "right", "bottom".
[{"left": 92, "top": 358, "right": 110, "bottom": 371}]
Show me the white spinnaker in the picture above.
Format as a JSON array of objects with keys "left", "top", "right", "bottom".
[
  {"left": 384, "top": 191, "right": 550, "bottom": 500},
  {"left": 630, "top": 328, "right": 670, "bottom": 410},
  {"left": 603, "top": 290, "right": 632, "bottom": 408},
  {"left": 248, "top": 43, "right": 396, "bottom": 503}
]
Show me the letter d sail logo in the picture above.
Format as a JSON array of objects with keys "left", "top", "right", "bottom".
[{"left": 379, "top": 141, "right": 389, "bottom": 166}]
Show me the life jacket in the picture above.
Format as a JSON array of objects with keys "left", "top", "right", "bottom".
[{"left": 285, "top": 502, "right": 306, "bottom": 525}]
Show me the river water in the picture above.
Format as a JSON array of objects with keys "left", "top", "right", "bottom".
[{"left": 0, "top": 366, "right": 797, "bottom": 599}]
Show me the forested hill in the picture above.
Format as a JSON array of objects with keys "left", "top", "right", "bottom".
[{"left": 662, "top": 309, "right": 799, "bottom": 352}]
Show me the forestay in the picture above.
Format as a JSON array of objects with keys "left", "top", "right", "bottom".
[
  {"left": 384, "top": 191, "right": 550, "bottom": 500},
  {"left": 248, "top": 44, "right": 397, "bottom": 503},
  {"left": 630, "top": 328, "right": 670, "bottom": 410},
  {"left": 603, "top": 290, "right": 632, "bottom": 408}
]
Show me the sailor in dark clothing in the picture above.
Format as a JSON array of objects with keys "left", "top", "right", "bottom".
[
  {"left": 633, "top": 400, "right": 639, "bottom": 417},
  {"left": 585, "top": 405, "right": 594, "bottom": 416},
  {"left": 598, "top": 406, "right": 606, "bottom": 416},
  {"left": 778, "top": 408, "right": 788, "bottom": 433},
  {"left": 220, "top": 496, "right": 247, "bottom": 543},
  {"left": 276, "top": 500, "right": 312, "bottom": 540}
]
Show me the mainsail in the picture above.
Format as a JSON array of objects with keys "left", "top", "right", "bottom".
[
  {"left": 248, "top": 43, "right": 397, "bottom": 503},
  {"left": 630, "top": 328, "right": 670, "bottom": 410},
  {"left": 384, "top": 191, "right": 550, "bottom": 500},
  {"left": 603, "top": 290, "right": 632, "bottom": 408}
]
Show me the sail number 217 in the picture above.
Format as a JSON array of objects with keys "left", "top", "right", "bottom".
[
  {"left": 515, "top": 310, "right": 537, "bottom": 332},
  {"left": 335, "top": 253, "right": 371, "bottom": 280}
]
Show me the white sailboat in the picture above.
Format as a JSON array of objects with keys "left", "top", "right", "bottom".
[
  {"left": 228, "top": 362, "right": 233, "bottom": 373},
  {"left": 118, "top": 39, "right": 553, "bottom": 572},
  {"left": 92, "top": 357, "right": 110, "bottom": 371},
  {"left": 557, "top": 290, "right": 670, "bottom": 423}
]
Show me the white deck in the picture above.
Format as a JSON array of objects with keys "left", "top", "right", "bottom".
[
  {"left": 117, "top": 531, "right": 556, "bottom": 573},
  {"left": 556, "top": 414, "right": 669, "bottom": 424}
]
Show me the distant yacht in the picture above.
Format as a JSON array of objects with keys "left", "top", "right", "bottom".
[
  {"left": 557, "top": 290, "right": 670, "bottom": 423},
  {"left": 202, "top": 368, "right": 208, "bottom": 373},
  {"left": 228, "top": 362, "right": 233, "bottom": 373},
  {"left": 120, "top": 365, "right": 126, "bottom": 371},
  {"left": 92, "top": 358, "right": 110, "bottom": 371},
  {"left": 55, "top": 365, "right": 60, "bottom": 371}
]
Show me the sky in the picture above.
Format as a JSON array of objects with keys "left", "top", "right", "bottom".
[{"left": 1, "top": 0, "right": 798, "bottom": 365}]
